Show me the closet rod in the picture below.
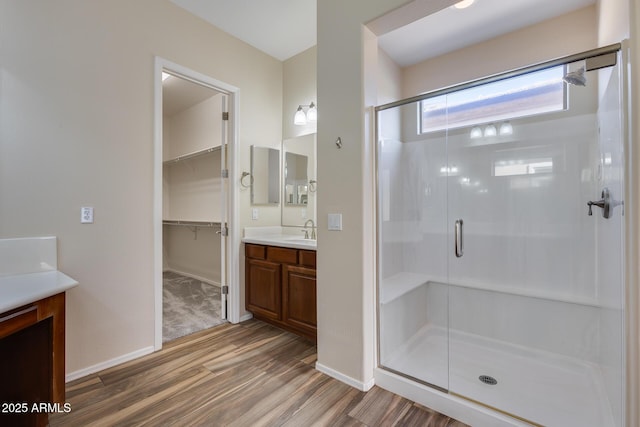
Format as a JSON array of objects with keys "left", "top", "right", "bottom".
[{"left": 163, "top": 146, "right": 221, "bottom": 164}]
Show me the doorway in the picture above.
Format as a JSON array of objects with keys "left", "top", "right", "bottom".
[{"left": 153, "top": 58, "right": 240, "bottom": 349}]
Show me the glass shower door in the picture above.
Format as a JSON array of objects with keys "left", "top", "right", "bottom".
[
  {"left": 377, "top": 102, "right": 449, "bottom": 390},
  {"left": 446, "top": 56, "right": 624, "bottom": 426},
  {"left": 377, "top": 46, "right": 624, "bottom": 427}
]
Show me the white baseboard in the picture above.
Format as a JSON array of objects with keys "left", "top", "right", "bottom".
[
  {"left": 66, "top": 346, "right": 155, "bottom": 383},
  {"left": 239, "top": 312, "right": 253, "bottom": 322},
  {"left": 164, "top": 268, "right": 220, "bottom": 287},
  {"left": 315, "top": 362, "right": 375, "bottom": 392}
]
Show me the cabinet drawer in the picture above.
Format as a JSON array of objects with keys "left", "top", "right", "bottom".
[
  {"left": 267, "top": 246, "right": 298, "bottom": 264},
  {"left": 245, "top": 244, "right": 266, "bottom": 260},
  {"left": 299, "top": 250, "right": 316, "bottom": 268}
]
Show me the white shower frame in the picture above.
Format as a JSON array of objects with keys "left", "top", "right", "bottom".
[
  {"left": 152, "top": 57, "right": 242, "bottom": 350},
  {"left": 372, "top": 41, "right": 639, "bottom": 427}
]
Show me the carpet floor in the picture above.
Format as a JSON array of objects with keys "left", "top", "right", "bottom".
[{"left": 163, "top": 271, "right": 225, "bottom": 342}]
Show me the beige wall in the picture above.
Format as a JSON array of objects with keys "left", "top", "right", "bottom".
[
  {"left": 316, "top": 0, "right": 418, "bottom": 387},
  {"left": 0, "top": 0, "right": 282, "bottom": 375},
  {"left": 621, "top": 1, "right": 639, "bottom": 425},
  {"left": 283, "top": 46, "right": 317, "bottom": 140},
  {"left": 598, "top": 0, "right": 631, "bottom": 45},
  {"left": 164, "top": 94, "right": 224, "bottom": 161},
  {"left": 402, "top": 6, "right": 597, "bottom": 98},
  {"left": 377, "top": 48, "right": 403, "bottom": 105}
]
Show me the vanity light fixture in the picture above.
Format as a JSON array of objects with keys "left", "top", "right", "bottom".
[
  {"left": 470, "top": 126, "right": 483, "bottom": 139},
  {"left": 452, "top": 0, "right": 475, "bottom": 9},
  {"left": 499, "top": 121, "right": 513, "bottom": 136},
  {"left": 294, "top": 102, "right": 317, "bottom": 125},
  {"left": 484, "top": 123, "right": 497, "bottom": 137},
  {"left": 469, "top": 121, "right": 514, "bottom": 139}
]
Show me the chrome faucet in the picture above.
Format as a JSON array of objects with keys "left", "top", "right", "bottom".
[{"left": 304, "top": 219, "right": 316, "bottom": 240}]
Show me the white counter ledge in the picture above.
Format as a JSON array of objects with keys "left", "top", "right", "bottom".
[
  {"left": 243, "top": 226, "right": 317, "bottom": 251},
  {"left": 242, "top": 235, "right": 316, "bottom": 250},
  {"left": 0, "top": 270, "right": 78, "bottom": 314},
  {"left": 0, "top": 236, "right": 79, "bottom": 314}
]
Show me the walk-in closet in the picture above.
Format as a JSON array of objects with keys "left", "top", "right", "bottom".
[{"left": 162, "top": 72, "right": 227, "bottom": 342}]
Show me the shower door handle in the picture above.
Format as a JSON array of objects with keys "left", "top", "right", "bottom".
[{"left": 454, "top": 219, "right": 464, "bottom": 258}]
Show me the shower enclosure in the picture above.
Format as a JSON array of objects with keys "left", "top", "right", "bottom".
[{"left": 376, "top": 45, "right": 625, "bottom": 426}]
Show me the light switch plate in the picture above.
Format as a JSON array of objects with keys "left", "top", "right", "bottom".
[
  {"left": 328, "top": 213, "right": 342, "bottom": 231},
  {"left": 81, "top": 207, "right": 94, "bottom": 224}
]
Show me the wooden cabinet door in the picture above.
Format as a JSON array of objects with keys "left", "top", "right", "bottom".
[
  {"left": 246, "top": 258, "right": 281, "bottom": 320},
  {"left": 282, "top": 265, "right": 317, "bottom": 337}
]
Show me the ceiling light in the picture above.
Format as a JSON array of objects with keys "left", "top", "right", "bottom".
[{"left": 452, "top": 0, "right": 475, "bottom": 9}]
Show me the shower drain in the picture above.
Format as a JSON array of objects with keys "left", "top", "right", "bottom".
[{"left": 479, "top": 375, "right": 498, "bottom": 385}]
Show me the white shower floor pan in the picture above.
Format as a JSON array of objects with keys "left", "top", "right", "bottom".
[{"left": 382, "top": 326, "right": 615, "bottom": 427}]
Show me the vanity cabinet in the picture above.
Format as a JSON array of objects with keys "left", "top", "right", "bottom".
[
  {"left": 245, "top": 244, "right": 316, "bottom": 341},
  {"left": 0, "top": 292, "right": 66, "bottom": 427}
]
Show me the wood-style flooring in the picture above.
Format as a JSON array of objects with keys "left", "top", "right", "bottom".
[{"left": 50, "top": 320, "right": 468, "bottom": 426}]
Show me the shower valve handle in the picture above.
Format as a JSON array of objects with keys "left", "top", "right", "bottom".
[{"left": 587, "top": 188, "right": 611, "bottom": 219}]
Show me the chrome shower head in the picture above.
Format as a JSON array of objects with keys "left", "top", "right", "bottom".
[{"left": 563, "top": 66, "right": 586, "bottom": 86}]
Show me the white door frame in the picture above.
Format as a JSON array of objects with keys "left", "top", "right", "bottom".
[{"left": 153, "top": 57, "right": 241, "bottom": 350}]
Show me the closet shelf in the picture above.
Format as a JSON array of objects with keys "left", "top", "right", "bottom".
[
  {"left": 163, "top": 220, "right": 221, "bottom": 228},
  {"left": 163, "top": 146, "right": 221, "bottom": 164}
]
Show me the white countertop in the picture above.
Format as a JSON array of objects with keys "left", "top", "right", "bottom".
[
  {"left": 243, "top": 226, "right": 317, "bottom": 250},
  {"left": 242, "top": 235, "right": 317, "bottom": 250},
  {"left": 0, "top": 271, "right": 79, "bottom": 314}
]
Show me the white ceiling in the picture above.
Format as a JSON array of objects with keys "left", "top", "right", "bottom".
[
  {"left": 171, "top": 0, "right": 316, "bottom": 62},
  {"left": 378, "top": 0, "right": 596, "bottom": 67},
  {"left": 171, "top": 0, "right": 595, "bottom": 66}
]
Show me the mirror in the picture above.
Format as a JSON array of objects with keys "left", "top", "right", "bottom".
[
  {"left": 285, "top": 152, "right": 308, "bottom": 205},
  {"left": 250, "top": 145, "right": 280, "bottom": 205},
  {"left": 282, "top": 134, "right": 316, "bottom": 227}
]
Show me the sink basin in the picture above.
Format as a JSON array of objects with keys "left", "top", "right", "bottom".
[
  {"left": 284, "top": 236, "right": 315, "bottom": 242},
  {"left": 282, "top": 236, "right": 316, "bottom": 246}
]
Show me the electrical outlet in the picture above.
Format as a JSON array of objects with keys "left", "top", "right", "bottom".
[
  {"left": 252, "top": 208, "right": 259, "bottom": 220},
  {"left": 81, "top": 207, "right": 94, "bottom": 224}
]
